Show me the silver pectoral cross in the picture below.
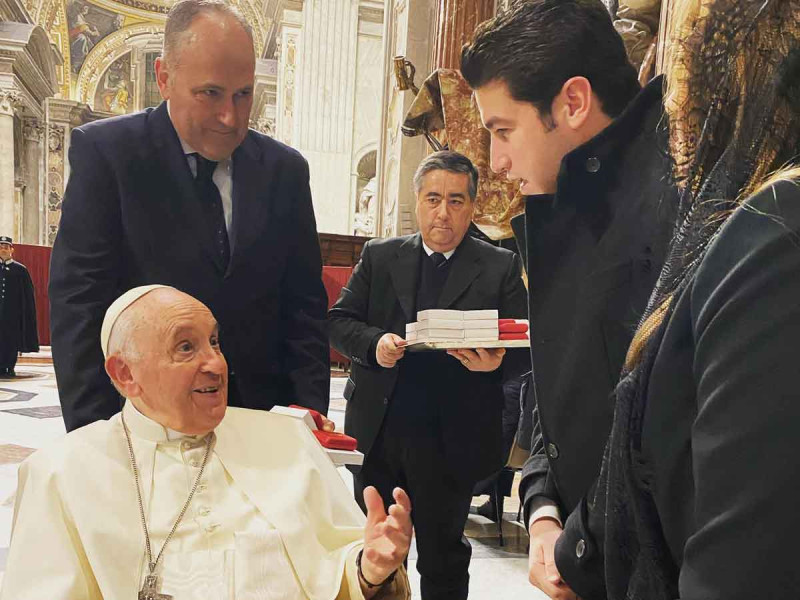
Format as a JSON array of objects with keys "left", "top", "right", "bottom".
[{"left": 139, "top": 574, "right": 173, "bottom": 600}]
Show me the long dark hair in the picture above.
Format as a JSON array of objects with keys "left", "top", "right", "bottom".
[{"left": 626, "top": 0, "right": 800, "bottom": 369}]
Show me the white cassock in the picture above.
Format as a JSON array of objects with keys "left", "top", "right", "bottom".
[{"left": 0, "top": 401, "right": 409, "bottom": 600}]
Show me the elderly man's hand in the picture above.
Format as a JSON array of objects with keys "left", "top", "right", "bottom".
[
  {"left": 528, "top": 519, "right": 577, "bottom": 600},
  {"left": 376, "top": 333, "right": 407, "bottom": 368},
  {"left": 361, "top": 486, "right": 412, "bottom": 587},
  {"left": 446, "top": 347, "right": 505, "bottom": 372}
]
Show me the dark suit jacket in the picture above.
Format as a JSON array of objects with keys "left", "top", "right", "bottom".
[
  {"left": 517, "top": 76, "right": 678, "bottom": 519},
  {"left": 556, "top": 179, "right": 800, "bottom": 599},
  {"left": 328, "top": 233, "right": 529, "bottom": 484},
  {"left": 50, "top": 102, "right": 330, "bottom": 432}
]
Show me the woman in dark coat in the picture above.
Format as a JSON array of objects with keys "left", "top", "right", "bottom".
[{"left": 552, "top": 1, "right": 800, "bottom": 598}]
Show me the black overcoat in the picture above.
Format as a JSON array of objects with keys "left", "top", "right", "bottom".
[
  {"left": 517, "top": 76, "right": 679, "bottom": 518},
  {"left": 556, "top": 179, "right": 800, "bottom": 600}
]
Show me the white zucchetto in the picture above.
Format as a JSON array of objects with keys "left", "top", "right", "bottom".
[{"left": 100, "top": 285, "right": 174, "bottom": 358}]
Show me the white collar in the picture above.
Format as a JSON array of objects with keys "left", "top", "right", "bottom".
[
  {"left": 122, "top": 399, "right": 210, "bottom": 444},
  {"left": 421, "top": 240, "right": 455, "bottom": 260}
]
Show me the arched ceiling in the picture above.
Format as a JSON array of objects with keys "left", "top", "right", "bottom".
[{"left": 33, "top": 0, "right": 274, "bottom": 100}]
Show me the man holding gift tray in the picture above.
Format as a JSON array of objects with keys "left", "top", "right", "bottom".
[{"left": 329, "top": 151, "right": 529, "bottom": 600}]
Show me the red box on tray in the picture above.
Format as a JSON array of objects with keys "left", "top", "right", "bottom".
[
  {"left": 289, "top": 405, "right": 359, "bottom": 451},
  {"left": 312, "top": 430, "right": 358, "bottom": 451}
]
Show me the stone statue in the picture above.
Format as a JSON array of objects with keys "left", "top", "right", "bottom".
[{"left": 354, "top": 177, "right": 377, "bottom": 237}]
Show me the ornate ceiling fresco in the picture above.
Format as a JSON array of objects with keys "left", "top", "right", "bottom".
[{"left": 30, "top": 0, "right": 271, "bottom": 107}]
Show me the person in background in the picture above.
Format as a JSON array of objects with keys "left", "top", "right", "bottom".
[
  {"left": 329, "top": 151, "right": 529, "bottom": 600},
  {"left": 0, "top": 236, "right": 39, "bottom": 378}
]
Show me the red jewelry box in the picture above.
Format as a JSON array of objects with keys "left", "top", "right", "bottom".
[
  {"left": 289, "top": 404, "right": 359, "bottom": 451},
  {"left": 312, "top": 430, "right": 358, "bottom": 451}
]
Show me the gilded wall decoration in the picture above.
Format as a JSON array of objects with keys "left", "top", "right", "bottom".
[
  {"left": 76, "top": 23, "right": 162, "bottom": 104},
  {"left": 278, "top": 34, "right": 297, "bottom": 145},
  {"left": 46, "top": 123, "right": 65, "bottom": 245},
  {"left": 66, "top": 0, "right": 125, "bottom": 75},
  {"left": 50, "top": 2, "right": 73, "bottom": 98},
  {"left": 93, "top": 52, "right": 131, "bottom": 113},
  {"left": 82, "top": 0, "right": 265, "bottom": 55}
]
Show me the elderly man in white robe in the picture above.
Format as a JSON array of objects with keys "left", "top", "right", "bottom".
[{"left": 0, "top": 285, "right": 412, "bottom": 600}]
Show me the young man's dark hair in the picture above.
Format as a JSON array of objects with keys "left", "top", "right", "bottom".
[{"left": 461, "top": 0, "right": 640, "bottom": 120}]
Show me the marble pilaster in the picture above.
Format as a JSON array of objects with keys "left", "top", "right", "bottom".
[
  {"left": 22, "top": 117, "right": 43, "bottom": 243},
  {"left": 250, "top": 58, "right": 278, "bottom": 137},
  {"left": 276, "top": 5, "right": 301, "bottom": 146},
  {"left": 275, "top": 0, "right": 384, "bottom": 235},
  {"left": 375, "top": 0, "right": 437, "bottom": 237},
  {"left": 348, "top": 5, "right": 382, "bottom": 236},
  {"left": 432, "top": 0, "right": 495, "bottom": 70},
  {"left": 294, "top": 0, "right": 360, "bottom": 235},
  {"left": 0, "top": 88, "right": 21, "bottom": 239},
  {"left": 44, "top": 98, "right": 92, "bottom": 245}
]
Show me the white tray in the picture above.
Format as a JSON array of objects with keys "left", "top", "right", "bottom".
[
  {"left": 326, "top": 448, "right": 364, "bottom": 466},
  {"left": 406, "top": 339, "right": 530, "bottom": 351}
]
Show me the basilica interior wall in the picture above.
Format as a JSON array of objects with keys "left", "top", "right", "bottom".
[
  {"left": 2, "top": 0, "right": 505, "bottom": 244},
  {"left": 0, "top": 0, "right": 393, "bottom": 244}
]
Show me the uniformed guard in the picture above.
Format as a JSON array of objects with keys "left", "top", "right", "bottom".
[{"left": 0, "top": 236, "right": 39, "bottom": 377}]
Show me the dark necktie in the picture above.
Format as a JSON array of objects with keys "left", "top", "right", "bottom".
[
  {"left": 193, "top": 153, "right": 230, "bottom": 267},
  {"left": 430, "top": 252, "right": 448, "bottom": 268}
]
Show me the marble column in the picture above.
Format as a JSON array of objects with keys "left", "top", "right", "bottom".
[
  {"left": 294, "top": 0, "right": 360, "bottom": 234},
  {"left": 432, "top": 0, "right": 495, "bottom": 70},
  {"left": 0, "top": 89, "right": 21, "bottom": 239},
  {"left": 22, "top": 118, "right": 44, "bottom": 244},
  {"left": 375, "top": 0, "right": 438, "bottom": 237}
]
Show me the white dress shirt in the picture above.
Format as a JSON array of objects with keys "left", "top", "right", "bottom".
[{"left": 421, "top": 241, "right": 455, "bottom": 260}]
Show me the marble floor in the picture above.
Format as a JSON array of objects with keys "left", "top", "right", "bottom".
[{"left": 0, "top": 356, "right": 546, "bottom": 598}]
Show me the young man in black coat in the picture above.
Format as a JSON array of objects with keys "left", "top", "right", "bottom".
[
  {"left": 0, "top": 237, "right": 39, "bottom": 377},
  {"left": 461, "top": 2, "right": 678, "bottom": 597},
  {"left": 49, "top": 0, "right": 329, "bottom": 431},
  {"left": 329, "top": 151, "right": 529, "bottom": 600}
]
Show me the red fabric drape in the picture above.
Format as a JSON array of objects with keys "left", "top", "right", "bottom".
[
  {"left": 322, "top": 266, "right": 353, "bottom": 365},
  {"left": 11, "top": 244, "right": 52, "bottom": 346}
]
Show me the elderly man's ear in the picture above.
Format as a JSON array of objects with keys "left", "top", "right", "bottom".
[{"left": 105, "top": 356, "right": 141, "bottom": 398}]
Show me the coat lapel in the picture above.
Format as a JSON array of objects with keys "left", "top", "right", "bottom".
[
  {"left": 438, "top": 235, "right": 483, "bottom": 308},
  {"left": 389, "top": 234, "right": 422, "bottom": 321},
  {"left": 147, "top": 102, "right": 226, "bottom": 274},
  {"left": 228, "top": 134, "right": 269, "bottom": 277}
]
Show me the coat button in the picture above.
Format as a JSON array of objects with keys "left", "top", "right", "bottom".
[
  {"left": 547, "top": 442, "right": 559, "bottom": 459},
  {"left": 585, "top": 157, "right": 601, "bottom": 173},
  {"left": 383, "top": 397, "right": 389, "bottom": 405},
  {"left": 576, "top": 539, "right": 586, "bottom": 558}
]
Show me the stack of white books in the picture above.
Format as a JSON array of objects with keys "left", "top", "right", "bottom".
[{"left": 405, "top": 309, "right": 500, "bottom": 343}]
